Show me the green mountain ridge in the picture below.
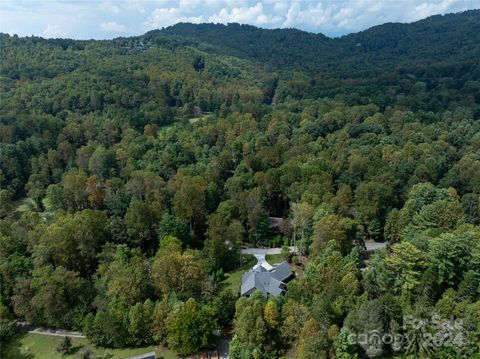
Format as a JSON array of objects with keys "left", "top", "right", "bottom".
[
  {"left": 158, "top": 10, "right": 480, "bottom": 65},
  {"left": 1, "top": 9, "right": 480, "bottom": 359}
]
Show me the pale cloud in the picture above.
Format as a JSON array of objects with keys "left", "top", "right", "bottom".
[
  {"left": 283, "top": 2, "right": 335, "bottom": 28},
  {"left": 209, "top": 3, "right": 282, "bottom": 26},
  {"left": 99, "top": 2, "right": 120, "bottom": 14},
  {"left": 1, "top": 0, "right": 477, "bottom": 39},
  {"left": 273, "top": 1, "right": 288, "bottom": 14},
  {"left": 42, "top": 24, "right": 67, "bottom": 38},
  {"left": 280, "top": 0, "right": 473, "bottom": 34},
  {"left": 409, "top": 0, "right": 458, "bottom": 21},
  {"left": 122, "top": 2, "right": 147, "bottom": 14},
  {"left": 179, "top": 0, "right": 224, "bottom": 10},
  {"left": 100, "top": 21, "right": 128, "bottom": 32},
  {"left": 145, "top": 8, "right": 204, "bottom": 29}
]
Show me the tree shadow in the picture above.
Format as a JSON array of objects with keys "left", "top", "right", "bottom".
[
  {"left": 70, "top": 344, "right": 84, "bottom": 355},
  {"left": 1, "top": 333, "right": 35, "bottom": 359}
]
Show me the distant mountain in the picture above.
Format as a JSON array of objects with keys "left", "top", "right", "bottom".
[
  {"left": 2, "top": 12, "right": 480, "bottom": 358},
  {"left": 1, "top": 9, "right": 479, "bottom": 121},
  {"left": 155, "top": 22, "right": 334, "bottom": 70},
  {"left": 155, "top": 10, "right": 480, "bottom": 71},
  {"left": 338, "top": 10, "right": 480, "bottom": 64}
]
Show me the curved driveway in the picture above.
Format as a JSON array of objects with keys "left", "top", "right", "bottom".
[
  {"left": 241, "top": 246, "right": 294, "bottom": 270},
  {"left": 241, "top": 242, "right": 386, "bottom": 268},
  {"left": 18, "top": 322, "right": 85, "bottom": 338}
]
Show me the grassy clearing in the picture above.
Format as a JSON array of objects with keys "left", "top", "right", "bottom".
[
  {"left": 221, "top": 254, "right": 256, "bottom": 294},
  {"left": 188, "top": 114, "right": 212, "bottom": 124},
  {"left": 265, "top": 253, "right": 284, "bottom": 264},
  {"left": 3, "top": 333, "right": 178, "bottom": 359}
]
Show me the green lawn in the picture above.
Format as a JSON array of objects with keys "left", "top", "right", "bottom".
[
  {"left": 3, "top": 333, "right": 178, "bottom": 359},
  {"left": 221, "top": 254, "right": 256, "bottom": 294},
  {"left": 265, "top": 253, "right": 284, "bottom": 264},
  {"left": 188, "top": 114, "right": 212, "bottom": 124}
]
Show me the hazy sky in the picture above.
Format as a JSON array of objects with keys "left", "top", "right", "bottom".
[{"left": 1, "top": 0, "right": 479, "bottom": 39}]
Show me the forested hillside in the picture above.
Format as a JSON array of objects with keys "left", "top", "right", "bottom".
[{"left": 1, "top": 10, "right": 480, "bottom": 359}]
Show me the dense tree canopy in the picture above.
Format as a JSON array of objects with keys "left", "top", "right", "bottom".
[{"left": 1, "top": 10, "right": 480, "bottom": 358}]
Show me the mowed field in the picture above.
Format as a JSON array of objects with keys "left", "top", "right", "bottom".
[
  {"left": 3, "top": 333, "right": 178, "bottom": 359},
  {"left": 220, "top": 254, "right": 256, "bottom": 294}
]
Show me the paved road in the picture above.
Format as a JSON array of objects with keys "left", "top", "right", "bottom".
[
  {"left": 365, "top": 242, "right": 388, "bottom": 251},
  {"left": 241, "top": 246, "right": 294, "bottom": 270},
  {"left": 19, "top": 243, "right": 386, "bottom": 342},
  {"left": 231, "top": 243, "right": 387, "bottom": 357},
  {"left": 241, "top": 243, "right": 386, "bottom": 269},
  {"left": 241, "top": 246, "right": 294, "bottom": 255},
  {"left": 18, "top": 323, "right": 85, "bottom": 338},
  {"left": 242, "top": 242, "right": 386, "bottom": 255}
]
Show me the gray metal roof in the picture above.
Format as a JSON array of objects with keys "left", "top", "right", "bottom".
[
  {"left": 241, "top": 261, "right": 293, "bottom": 297},
  {"left": 126, "top": 352, "right": 156, "bottom": 359},
  {"left": 270, "top": 261, "right": 293, "bottom": 282}
]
